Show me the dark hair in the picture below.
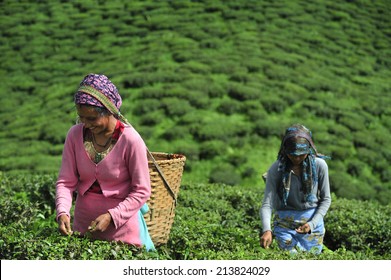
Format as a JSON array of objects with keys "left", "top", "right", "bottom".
[
  {"left": 76, "top": 104, "right": 111, "bottom": 116},
  {"left": 75, "top": 104, "right": 112, "bottom": 124}
]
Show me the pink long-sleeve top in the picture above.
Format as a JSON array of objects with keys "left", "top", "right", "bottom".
[{"left": 55, "top": 123, "right": 151, "bottom": 230}]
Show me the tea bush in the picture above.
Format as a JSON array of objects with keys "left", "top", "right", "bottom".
[
  {"left": 325, "top": 196, "right": 391, "bottom": 255},
  {"left": 1, "top": 174, "right": 390, "bottom": 260},
  {"left": 208, "top": 164, "right": 242, "bottom": 186}
]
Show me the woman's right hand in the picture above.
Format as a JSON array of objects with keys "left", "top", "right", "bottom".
[
  {"left": 58, "top": 214, "right": 73, "bottom": 235},
  {"left": 260, "top": 230, "right": 273, "bottom": 249}
]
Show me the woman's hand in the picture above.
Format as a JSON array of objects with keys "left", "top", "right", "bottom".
[
  {"left": 88, "top": 212, "right": 112, "bottom": 233},
  {"left": 260, "top": 230, "right": 273, "bottom": 249},
  {"left": 295, "top": 223, "right": 311, "bottom": 234},
  {"left": 58, "top": 214, "right": 73, "bottom": 236}
]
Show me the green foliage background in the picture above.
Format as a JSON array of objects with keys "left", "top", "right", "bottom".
[{"left": 0, "top": 0, "right": 390, "bottom": 260}]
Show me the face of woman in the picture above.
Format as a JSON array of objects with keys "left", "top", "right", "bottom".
[
  {"left": 76, "top": 105, "right": 111, "bottom": 135},
  {"left": 287, "top": 154, "right": 308, "bottom": 166}
]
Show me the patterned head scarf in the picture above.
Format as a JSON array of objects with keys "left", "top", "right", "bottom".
[
  {"left": 276, "top": 124, "right": 329, "bottom": 207},
  {"left": 74, "top": 73, "right": 122, "bottom": 112},
  {"left": 284, "top": 137, "right": 310, "bottom": 156}
]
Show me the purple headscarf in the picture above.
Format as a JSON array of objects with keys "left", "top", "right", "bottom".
[{"left": 74, "top": 73, "right": 122, "bottom": 110}]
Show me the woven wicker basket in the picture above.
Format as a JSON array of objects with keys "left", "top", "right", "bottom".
[{"left": 144, "top": 152, "right": 186, "bottom": 246}]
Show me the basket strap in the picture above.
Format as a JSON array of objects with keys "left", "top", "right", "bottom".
[
  {"left": 78, "top": 85, "right": 178, "bottom": 205},
  {"left": 147, "top": 149, "right": 177, "bottom": 205}
]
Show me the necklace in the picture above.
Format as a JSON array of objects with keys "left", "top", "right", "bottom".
[
  {"left": 90, "top": 133, "right": 113, "bottom": 163},
  {"left": 94, "top": 151, "right": 103, "bottom": 163},
  {"left": 92, "top": 133, "right": 113, "bottom": 148},
  {"left": 88, "top": 141, "right": 109, "bottom": 163}
]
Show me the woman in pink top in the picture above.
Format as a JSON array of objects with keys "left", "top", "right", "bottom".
[{"left": 56, "top": 73, "right": 154, "bottom": 250}]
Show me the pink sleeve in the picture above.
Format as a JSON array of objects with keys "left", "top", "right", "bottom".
[
  {"left": 55, "top": 126, "right": 79, "bottom": 221},
  {"left": 108, "top": 132, "right": 151, "bottom": 229}
]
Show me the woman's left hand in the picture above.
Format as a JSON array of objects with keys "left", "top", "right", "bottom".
[
  {"left": 89, "top": 212, "right": 112, "bottom": 233},
  {"left": 295, "top": 223, "right": 311, "bottom": 234}
]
